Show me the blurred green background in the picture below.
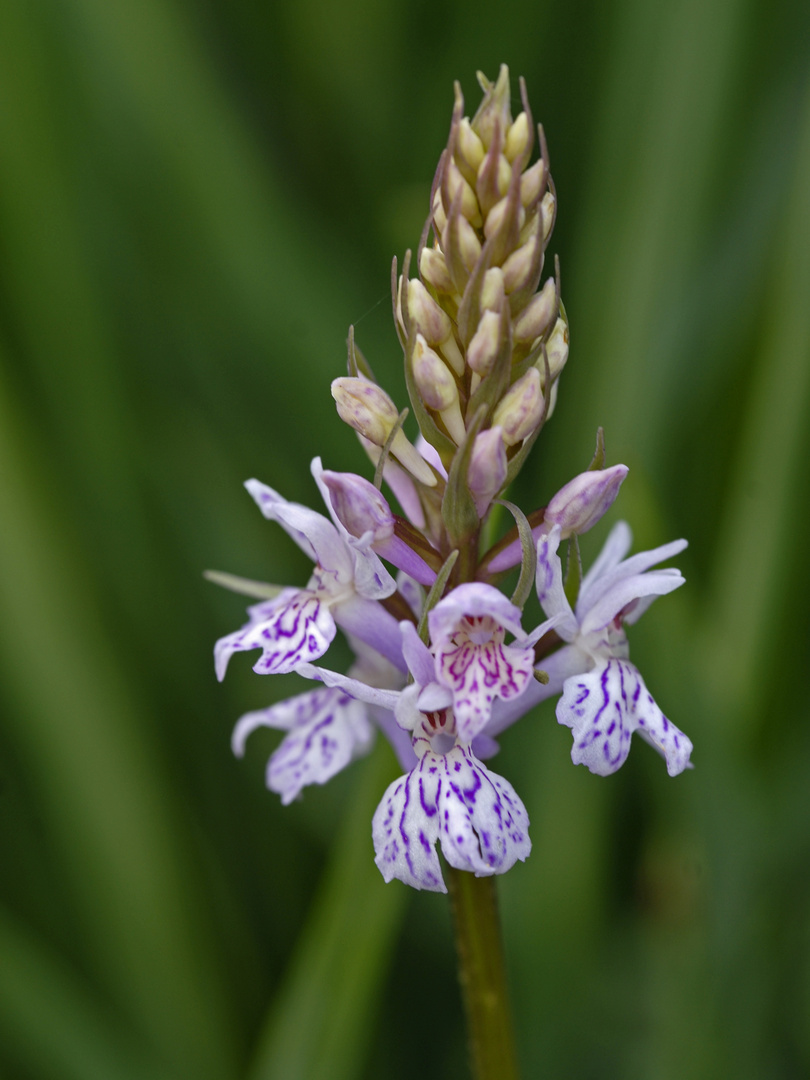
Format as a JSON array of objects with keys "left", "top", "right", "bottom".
[{"left": 1, "top": 0, "right": 809, "bottom": 1077}]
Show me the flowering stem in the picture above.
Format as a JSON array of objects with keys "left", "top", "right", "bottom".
[{"left": 447, "top": 866, "right": 520, "bottom": 1080}]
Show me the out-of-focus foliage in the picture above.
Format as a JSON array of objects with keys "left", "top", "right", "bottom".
[{"left": 1, "top": 0, "right": 809, "bottom": 1077}]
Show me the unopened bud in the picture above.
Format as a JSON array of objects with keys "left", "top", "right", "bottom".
[
  {"left": 543, "top": 317, "right": 569, "bottom": 380},
  {"left": 445, "top": 158, "right": 482, "bottom": 227},
  {"left": 467, "top": 310, "right": 502, "bottom": 375},
  {"left": 514, "top": 277, "right": 557, "bottom": 343},
  {"left": 320, "top": 469, "right": 395, "bottom": 542},
  {"left": 468, "top": 426, "right": 507, "bottom": 517},
  {"left": 420, "top": 247, "right": 455, "bottom": 293},
  {"left": 501, "top": 219, "right": 541, "bottom": 293},
  {"left": 504, "top": 112, "right": 530, "bottom": 162},
  {"left": 544, "top": 465, "right": 629, "bottom": 536},
  {"left": 471, "top": 65, "right": 513, "bottom": 149},
  {"left": 540, "top": 191, "right": 555, "bottom": 241},
  {"left": 478, "top": 152, "right": 512, "bottom": 203},
  {"left": 432, "top": 189, "right": 447, "bottom": 234},
  {"left": 407, "top": 278, "right": 453, "bottom": 345},
  {"left": 492, "top": 368, "right": 544, "bottom": 445},
  {"left": 480, "top": 267, "right": 506, "bottom": 312},
  {"left": 520, "top": 159, "right": 546, "bottom": 208},
  {"left": 331, "top": 377, "right": 437, "bottom": 487},
  {"left": 455, "top": 214, "right": 483, "bottom": 272},
  {"left": 484, "top": 192, "right": 526, "bottom": 242},
  {"left": 457, "top": 117, "right": 485, "bottom": 172},
  {"left": 413, "top": 335, "right": 457, "bottom": 411}
]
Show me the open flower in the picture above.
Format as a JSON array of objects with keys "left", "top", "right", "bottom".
[
  {"left": 232, "top": 640, "right": 411, "bottom": 804},
  {"left": 215, "top": 474, "right": 405, "bottom": 680},
  {"left": 536, "top": 523, "right": 693, "bottom": 776},
  {"left": 428, "top": 583, "right": 556, "bottom": 742}
]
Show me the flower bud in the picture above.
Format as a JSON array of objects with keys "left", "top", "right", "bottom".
[
  {"left": 455, "top": 214, "right": 483, "bottom": 273},
  {"left": 320, "top": 469, "right": 395, "bottom": 542},
  {"left": 484, "top": 193, "right": 526, "bottom": 242},
  {"left": 467, "top": 310, "right": 502, "bottom": 375},
  {"left": 457, "top": 117, "right": 485, "bottom": 172},
  {"left": 540, "top": 191, "right": 555, "bottom": 241},
  {"left": 413, "top": 335, "right": 456, "bottom": 411},
  {"left": 543, "top": 317, "right": 569, "bottom": 381},
  {"left": 432, "top": 189, "right": 447, "bottom": 234},
  {"left": 513, "top": 277, "right": 557, "bottom": 343},
  {"left": 471, "top": 64, "right": 513, "bottom": 149},
  {"left": 467, "top": 426, "right": 507, "bottom": 517},
  {"left": 501, "top": 218, "right": 541, "bottom": 293},
  {"left": 505, "top": 112, "right": 530, "bottom": 163},
  {"left": 480, "top": 267, "right": 505, "bottom": 312},
  {"left": 407, "top": 278, "right": 453, "bottom": 345},
  {"left": 477, "top": 153, "right": 512, "bottom": 205},
  {"left": 331, "top": 377, "right": 437, "bottom": 487},
  {"left": 445, "top": 158, "right": 482, "bottom": 227},
  {"left": 491, "top": 368, "right": 544, "bottom": 445},
  {"left": 544, "top": 465, "right": 629, "bottom": 536},
  {"left": 420, "top": 246, "right": 455, "bottom": 293},
  {"left": 520, "top": 159, "right": 546, "bottom": 208}
]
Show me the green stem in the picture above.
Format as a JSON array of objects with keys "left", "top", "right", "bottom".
[{"left": 446, "top": 867, "right": 520, "bottom": 1080}]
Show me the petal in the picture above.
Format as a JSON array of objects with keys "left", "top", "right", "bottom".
[
  {"left": 371, "top": 746, "right": 531, "bottom": 891},
  {"left": 557, "top": 659, "right": 693, "bottom": 776},
  {"left": 296, "top": 662, "right": 401, "bottom": 712},
  {"left": 576, "top": 520, "right": 633, "bottom": 614},
  {"left": 535, "top": 527, "right": 578, "bottom": 639},
  {"left": 486, "top": 643, "right": 590, "bottom": 737},
  {"left": 400, "top": 620, "right": 435, "bottom": 688},
  {"left": 437, "top": 638, "right": 535, "bottom": 742},
  {"left": 579, "top": 568, "right": 686, "bottom": 636},
  {"left": 231, "top": 686, "right": 374, "bottom": 805},
  {"left": 333, "top": 595, "right": 407, "bottom": 673},
  {"left": 429, "top": 582, "right": 527, "bottom": 643},
  {"left": 578, "top": 528, "right": 687, "bottom": 620},
  {"left": 245, "top": 479, "right": 350, "bottom": 577},
  {"left": 215, "top": 588, "right": 337, "bottom": 680}
]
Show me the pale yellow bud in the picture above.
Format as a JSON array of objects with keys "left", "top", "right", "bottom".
[
  {"left": 477, "top": 153, "right": 512, "bottom": 202},
  {"left": 407, "top": 278, "right": 452, "bottom": 345},
  {"left": 420, "top": 246, "right": 455, "bottom": 293},
  {"left": 432, "top": 189, "right": 447, "bottom": 234},
  {"left": 446, "top": 159, "right": 481, "bottom": 227},
  {"left": 502, "top": 220, "right": 541, "bottom": 293},
  {"left": 332, "top": 377, "right": 399, "bottom": 445},
  {"left": 480, "top": 267, "right": 506, "bottom": 312},
  {"left": 504, "top": 112, "right": 530, "bottom": 162},
  {"left": 492, "top": 368, "right": 544, "bottom": 445},
  {"left": 467, "top": 310, "right": 502, "bottom": 375},
  {"left": 456, "top": 214, "right": 483, "bottom": 272},
  {"left": 513, "top": 277, "right": 557, "bottom": 343},
  {"left": 541, "top": 191, "right": 556, "bottom": 241},
  {"left": 412, "top": 335, "right": 457, "bottom": 411},
  {"left": 484, "top": 193, "right": 525, "bottom": 242},
  {"left": 520, "top": 159, "right": 546, "bottom": 208},
  {"left": 457, "top": 118, "right": 485, "bottom": 171},
  {"left": 543, "top": 317, "right": 569, "bottom": 380}
]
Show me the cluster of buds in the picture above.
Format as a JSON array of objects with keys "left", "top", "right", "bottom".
[{"left": 212, "top": 68, "right": 692, "bottom": 893}]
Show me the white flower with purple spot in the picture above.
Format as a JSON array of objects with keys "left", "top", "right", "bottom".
[
  {"left": 371, "top": 709, "right": 531, "bottom": 892},
  {"left": 536, "top": 522, "right": 693, "bottom": 776},
  {"left": 428, "top": 583, "right": 557, "bottom": 743},
  {"left": 215, "top": 473, "right": 406, "bottom": 680}
]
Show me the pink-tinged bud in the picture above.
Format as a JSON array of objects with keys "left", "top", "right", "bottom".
[
  {"left": 543, "top": 317, "right": 569, "bottom": 380},
  {"left": 513, "top": 277, "right": 557, "bottom": 343},
  {"left": 457, "top": 117, "right": 485, "bottom": 172},
  {"left": 504, "top": 112, "right": 530, "bottom": 163},
  {"left": 445, "top": 158, "right": 482, "bottom": 227},
  {"left": 320, "top": 470, "right": 395, "bottom": 542},
  {"left": 544, "top": 465, "right": 629, "bottom": 536},
  {"left": 407, "top": 278, "right": 452, "bottom": 345},
  {"left": 492, "top": 368, "right": 544, "bottom": 445},
  {"left": 467, "top": 310, "right": 502, "bottom": 375},
  {"left": 520, "top": 159, "right": 546, "bottom": 208},
  {"left": 331, "top": 377, "right": 438, "bottom": 488},
  {"left": 502, "top": 219, "right": 541, "bottom": 293},
  {"left": 480, "top": 267, "right": 505, "bottom": 312},
  {"left": 420, "top": 247, "right": 455, "bottom": 293},
  {"left": 468, "top": 426, "right": 507, "bottom": 517},
  {"left": 358, "top": 435, "right": 425, "bottom": 529},
  {"left": 484, "top": 193, "right": 526, "bottom": 242},
  {"left": 332, "top": 377, "right": 399, "bottom": 444}
]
